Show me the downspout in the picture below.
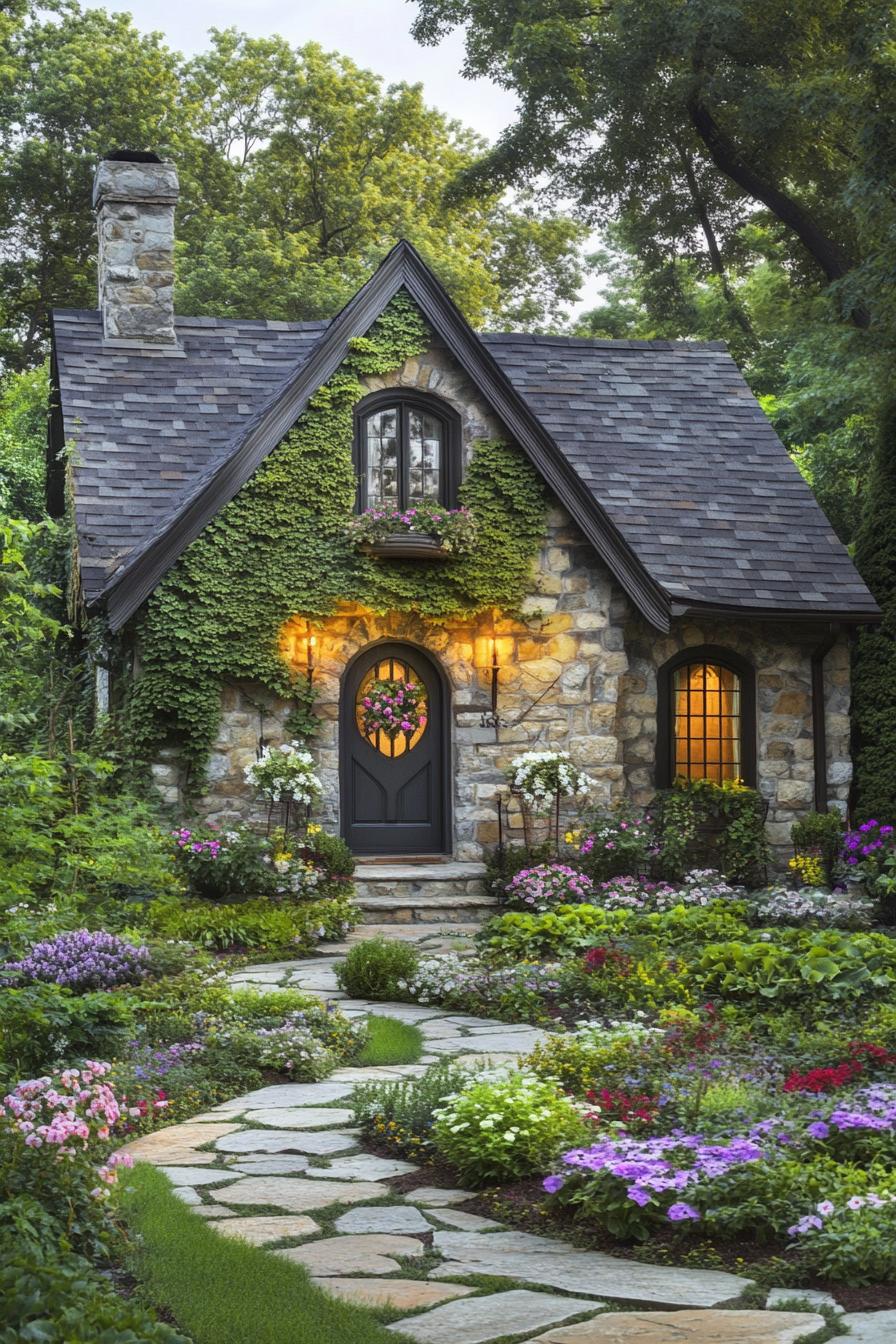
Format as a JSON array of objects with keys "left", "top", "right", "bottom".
[{"left": 811, "top": 631, "right": 838, "bottom": 813}]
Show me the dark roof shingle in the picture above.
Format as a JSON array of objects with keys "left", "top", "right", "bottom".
[{"left": 52, "top": 306, "right": 877, "bottom": 621}]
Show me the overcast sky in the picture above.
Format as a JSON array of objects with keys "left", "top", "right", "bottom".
[
  {"left": 95, "top": 0, "right": 519, "bottom": 144},
  {"left": 85, "top": 1, "right": 600, "bottom": 314}
]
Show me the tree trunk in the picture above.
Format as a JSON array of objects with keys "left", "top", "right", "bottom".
[
  {"left": 686, "top": 97, "right": 870, "bottom": 328},
  {"left": 677, "top": 146, "right": 755, "bottom": 342}
]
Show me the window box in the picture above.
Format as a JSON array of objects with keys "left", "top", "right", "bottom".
[{"left": 358, "top": 533, "right": 453, "bottom": 561}]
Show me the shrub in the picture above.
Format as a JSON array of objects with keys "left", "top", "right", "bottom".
[
  {"left": 750, "top": 885, "right": 874, "bottom": 929},
  {"left": 543, "top": 1130, "right": 765, "bottom": 1241},
  {"left": 396, "top": 952, "right": 555, "bottom": 1022},
  {"left": 3, "top": 928, "right": 150, "bottom": 991},
  {"left": 791, "top": 810, "right": 844, "bottom": 885},
  {"left": 336, "top": 936, "right": 420, "bottom": 1000},
  {"left": 146, "top": 892, "right": 357, "bottom": 953},
  {"left": 1, "top": 1198, "right": 185, "bottom": 1343},
  {"left": 432, "top": 1069, "right": 588, "bottom": 1185},
  {"left": 0, "top": 983, "right": 136, "bottom": 1085},
  {"left": 484, "top": 842, "right": 553, "bottom": 898},
  {"left": 504, "top": 863, "right": 594, "bottom": 912},
  {"left": 574, "top": 807, "right": 659, "bottom": 881},
  {"left": 0, "top": 1061, "right": 131, "bottom": 1257},
  {"left": 694, "top": 930, "right": 896, "bottom": 1004},
  {"left": 350, "top": 1058, "right": 472, "bottom": 1158},
  {"left": 305, "top": 826, "right": 355, "bottom": 878},
  {"left": 524, "top": 1018, "right": 666, "bottom": 1098},
  {"left": 654, "top": 778, "right": 769, "bottom": 884},
  {"left": 789, "top": 1193, "right": 896, "bottom": 1284}
]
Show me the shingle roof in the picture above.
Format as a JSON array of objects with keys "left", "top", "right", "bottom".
[
  {"left": 52, "top": 288, "right": 878, "bottom": 626},
  {"left": 51, "top": 309, "right": 327, "bottom": 600},
  {"left": 482, "top": 332, "right": 878, "bottom": 617}
]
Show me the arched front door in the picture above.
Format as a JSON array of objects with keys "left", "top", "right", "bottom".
[{"left": 340, "top": 642, "right": 448, "bottom": 856}]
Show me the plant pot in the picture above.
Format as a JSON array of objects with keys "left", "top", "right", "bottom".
[{"left": 358, "top": 533, "right": 452, "bottom": 561}]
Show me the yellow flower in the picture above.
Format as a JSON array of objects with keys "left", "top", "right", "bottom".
[{"left": 307, "top": 823, "right": 322, "bottom": 836}]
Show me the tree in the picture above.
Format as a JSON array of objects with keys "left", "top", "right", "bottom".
[
  {"left": 852, "top": 403, "right": 896, "bottom": 823},
  {"left": 0, "top": 15, "right": 585, "bottom": 368},
  {"left": 177, "top": 33, "right": 583, "bottom": 329},
  {"left": 0, "top": 5, "right": 182, "bottom": 367},
  {"left": 411, "top": 0, "right": 896, "bottom": 334}
]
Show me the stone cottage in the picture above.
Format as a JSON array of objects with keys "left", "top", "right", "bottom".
[{"left": 49, "top": 152, "right": 879, "bottom": 883}]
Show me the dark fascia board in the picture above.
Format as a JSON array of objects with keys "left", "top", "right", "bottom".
[
  {"left": 669, "top": 600, "right": 881, "bottom": 625},
  {"left": 99, "top": 240, "right": 671, "bottom": 632}
]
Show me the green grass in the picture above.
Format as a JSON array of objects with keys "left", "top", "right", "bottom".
[
  {"left": 357, "top": 1014, "right": 424, "bottom": 1066},
  {"left": 122, "top": 1164, "right": 412, "bottom": 1344}
]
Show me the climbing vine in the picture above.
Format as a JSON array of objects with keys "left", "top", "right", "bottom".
[{"left": 129, "top": 292, "right": 546, "bottom": 786}]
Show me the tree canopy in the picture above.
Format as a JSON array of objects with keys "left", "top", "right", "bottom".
[{"left": 0, "top": 8, "right": 585, "bottom": 369}]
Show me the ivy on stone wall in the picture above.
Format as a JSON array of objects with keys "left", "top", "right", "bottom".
[{"left": 129, "top": 292, "right": 546, "bottom": 786}]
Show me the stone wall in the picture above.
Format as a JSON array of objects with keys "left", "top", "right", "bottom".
[
  {"left": 192, "top": 500, "right": 628, "bottom": 858},
  {"left": 616, "top": 616, "right": 852, "bottom": 856},
  {"left": 152, "top": 339, "right": 853, "bottom": 868}
]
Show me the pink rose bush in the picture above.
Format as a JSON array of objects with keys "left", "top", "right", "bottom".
[{"left": 0, "top": 1061, "right": 132, "bottom": 1251}]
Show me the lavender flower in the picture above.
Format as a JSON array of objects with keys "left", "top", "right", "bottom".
[{"left": 4, "top": 929, "right": 150, "bottom": 991}]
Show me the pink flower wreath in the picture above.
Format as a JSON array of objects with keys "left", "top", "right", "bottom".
[{"left": 361, "top": 677, "right": 428, "bottom": 739}]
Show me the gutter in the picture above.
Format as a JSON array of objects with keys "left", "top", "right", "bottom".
[{"left": 811, "top": 631, "right": 839, "bottom": 813}]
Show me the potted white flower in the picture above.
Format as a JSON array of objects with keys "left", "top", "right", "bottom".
[{"left": 244, "top": 741, "right": 322, "bottom": 833}]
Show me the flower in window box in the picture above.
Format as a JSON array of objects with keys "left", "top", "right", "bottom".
[{"left": 347, "top": 500, "right": 478, "bottom": 555}]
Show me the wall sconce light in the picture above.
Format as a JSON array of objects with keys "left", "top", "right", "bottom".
[
  {"left": 480, "top": 609, "right": 503, "bottom": 734},
  {"left": 305, "top": 629, "right": 317, "bottom": 689}
]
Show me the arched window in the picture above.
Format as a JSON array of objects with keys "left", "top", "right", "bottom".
[
  {"left": 656, "top": 646, "right": 756, "bottom": 788},
  {"left": 354, "top": 392, "right": 460, "bottom": 512}
]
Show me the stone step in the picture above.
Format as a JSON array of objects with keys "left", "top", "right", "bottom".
[{"left": 353, "top": 861, "right": 498, "bottom": 925}]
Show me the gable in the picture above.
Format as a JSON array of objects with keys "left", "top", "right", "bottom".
[{"left": 51, "top": 242, "right": 878, "bottom": 633}]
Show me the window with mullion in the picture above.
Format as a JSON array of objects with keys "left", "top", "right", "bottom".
[{"left": 359, "top": 399, "right": 446, "bottom": 511}]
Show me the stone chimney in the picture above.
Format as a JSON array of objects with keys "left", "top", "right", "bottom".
[{"left": 92, "top": 150, "right": 179, "bottom": 344}]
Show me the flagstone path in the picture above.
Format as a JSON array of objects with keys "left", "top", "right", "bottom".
[{"left": 121, "top": 931, "right": 868, "bottom": 1343}]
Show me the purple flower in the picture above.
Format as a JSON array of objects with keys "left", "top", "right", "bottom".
[
  {"left": 667, "top": 1202, "right": 700, "bottom": 1221},
  {"left": 807, "top": 1121, "right": 830, "bottom": 1140},
  {"left": 542, "top": 1175, "right": 565, "bottom": 1194}
]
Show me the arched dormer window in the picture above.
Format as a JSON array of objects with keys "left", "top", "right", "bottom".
[
  {"left": 354, "top": 391, "right": 460, "bottom": 512},
  {"left": 656, "top": 646, "right": 757, "bottom": 788}
]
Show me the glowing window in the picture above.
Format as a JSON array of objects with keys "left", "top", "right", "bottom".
[{"left": 673, "top": 661, "right": 742, "bottom": 783}]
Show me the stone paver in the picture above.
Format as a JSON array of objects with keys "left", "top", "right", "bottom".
[
  {"left": 191, "top": 1204, "right": 238, "bottom": 1218},
  {"left": 404, "top": 1186, "right": 477, "bottom": 1207},
  {"left": 172, "top": 1186, "right": 202, "bottom": 1205},
  {"left": 230, "top": 1081, "right": 354, "bottom": 1107},
  {"left": 766, "top": 1286, "right": 843, "bottom": 1313},
  {"left": 120, "top": 1121, "right": 241, "bottom": 1163},
  {"left": 240, "top": 1107, "right": 353, "bottom": 1129},
  {"left": 216, "top": 1128, "right": 357, "bottom": 1155},
  {"left": 334, "top": 1205, "right": 433, "bottom": 1235},
  {"left": 313, "top": 1279, "right": 474, "bottom": 1309},
  {"left": 429, "top": 1231, "right": 753, "bottom": 1307},
  {"left": 387, "top": 1289, "right": 601, "bottom": 1344},
  {"left": 428, "top": 1208, "right": 503, "bottom": 1232},
  {"left": 523, "top": 1311, "right": 827, "bottom": 1344},
  {"left": 228, "top": 1156, "right": 311, "bottom": 1174},
  {"left": 425, "top": 1032, "right": 547, "bottom": 1054},
  {"left": 832, "top": 1310, "right": 896, "bottom": 1342},
  {"left": 305, "top": 1154, "right": 418, "bottom": 1181},
  {"left": 278, "top": 1233, "right": 426, "bottom": 1276},
  {"left": 215, "top": 1215, "right": 319, "bottom": 1245},
  {"left": 217, "top": 1176, "right": 389, "bottom": 1213},
  {"left": 156, "top": 1165, "right": 236, "bottom": 1186}
]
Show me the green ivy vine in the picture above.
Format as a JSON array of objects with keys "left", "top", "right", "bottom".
[{"left": 129, "top": 292, "right": 546, "bottom": 787}]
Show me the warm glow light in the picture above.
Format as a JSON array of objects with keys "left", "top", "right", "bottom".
[{"left": 674, "top": 662, "right": 741, "bottom": 782}]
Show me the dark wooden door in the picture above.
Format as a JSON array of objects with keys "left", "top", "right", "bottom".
[{"left": 341, "top": 643, "right": 447, "bottom": 855}]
